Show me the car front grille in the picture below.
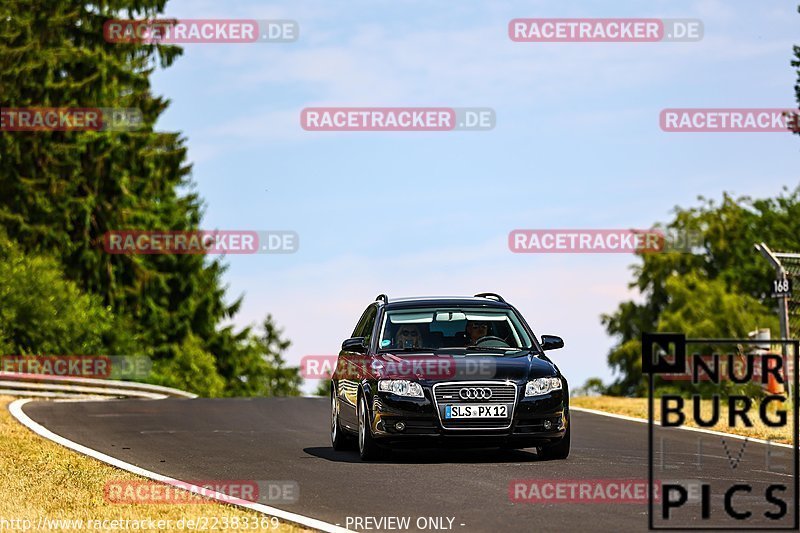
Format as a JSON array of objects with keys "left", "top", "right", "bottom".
[
  {"left": 432, "top": 381, "right": 517, "bottom": 430},
  {"left": 433, "top": 383, "right": 517, "bottom": 404}
]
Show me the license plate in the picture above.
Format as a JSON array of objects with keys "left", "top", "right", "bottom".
[{"left": 445, "top": 404, "right": 508, "bottom": 418}]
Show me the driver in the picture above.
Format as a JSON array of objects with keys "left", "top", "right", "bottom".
[
  {"left": 394, "top": 324, "right": 424, "bottom": 349},
  {"left": 464, "top": 320, "right": 490, "bottom": 345}
]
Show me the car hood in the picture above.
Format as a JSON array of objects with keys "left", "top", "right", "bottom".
[{"left": 373, "top": 351, "right": 558, "bottom": 382}]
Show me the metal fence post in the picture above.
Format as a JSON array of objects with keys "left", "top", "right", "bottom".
[{"left": 755, "top": 243, "right": 793, "bottom": 403}]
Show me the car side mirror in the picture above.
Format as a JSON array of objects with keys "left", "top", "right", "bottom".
[
  {"left": 540, "top": 335, "right": 564, "bottom": 351},
  {"left": 342, "top": 337, "right": 367, "bottom": 353}
]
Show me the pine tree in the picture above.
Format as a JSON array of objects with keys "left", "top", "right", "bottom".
[{"left": 0, "top": 0, "right": 300, "bottom": 396}]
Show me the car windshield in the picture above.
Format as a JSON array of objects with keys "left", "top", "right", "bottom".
[{"left": 377, "top": 307, "right": 534, "bottom": 353}]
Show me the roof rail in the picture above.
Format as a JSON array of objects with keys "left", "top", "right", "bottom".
[
  {"left": 375, "top": 294, "right": 388, "bottom": 304},
  {"left": 474, "top": 292, "right": 505, "bottom": 303}
]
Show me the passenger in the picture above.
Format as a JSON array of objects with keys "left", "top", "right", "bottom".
[{"left": 394, "top": 324, "right": 424, "bottom": 349}]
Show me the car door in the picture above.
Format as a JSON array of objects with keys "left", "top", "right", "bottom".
[{"left": 337, "top": 304, "right": 377, "bottom": 429}]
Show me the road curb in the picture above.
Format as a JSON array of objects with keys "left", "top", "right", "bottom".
[
  {"left": 8, "top": 399, "right": 354, "bottom": 533},
  {"left": 571, "top": 406, "right": 793, "bottom": 449}
]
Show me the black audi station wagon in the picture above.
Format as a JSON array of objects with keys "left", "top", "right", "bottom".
[{"left": 330, "top": 293, "right": 569, "bottom": 460}]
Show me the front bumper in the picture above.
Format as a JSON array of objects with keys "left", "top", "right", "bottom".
[{"left": 369, "top": 383, "right": 568, "bottom": 447}]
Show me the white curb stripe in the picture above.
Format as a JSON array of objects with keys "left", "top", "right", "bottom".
[
  {"left": 0, "top": 372, "right": 197, "bottom": 398},
  {"left": 8, "top": 399, "right": 353, "bottom": 533},
  {"left": 0, "top": 381, "right": 167, "bottom": 399},
  {"left": 571, "top": 406, "right": 794, "bottom": 449}
]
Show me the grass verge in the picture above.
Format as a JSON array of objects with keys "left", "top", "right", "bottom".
[
  {"left": 0, "top": 397, "right": 313, "bottom": 532},
  {"left": 571, "top": 395, "right": 793, "bottom": 444}
]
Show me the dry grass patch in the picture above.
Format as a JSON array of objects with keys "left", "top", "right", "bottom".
[
  {"left": 571, "top": 395, "right": 793, "bottom": 444},
  {"left": 0, "top": 397, "right": 314, "bottom": 532}
]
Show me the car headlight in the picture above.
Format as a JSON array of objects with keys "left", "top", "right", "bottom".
[
  {"left": 525, "top": 377, "right": 562, "bottom": 397},
  {"left": 378, "top": 379, "right": 424, "bottom": 398}
]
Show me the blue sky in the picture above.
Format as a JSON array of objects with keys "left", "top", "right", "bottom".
[{"left": 150, "top": 0, "right": 799, "bottom": 393}]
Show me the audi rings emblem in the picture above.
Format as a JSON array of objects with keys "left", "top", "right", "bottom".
[{"left": 459, "top": 387, "right": 492, "bottom": 400}]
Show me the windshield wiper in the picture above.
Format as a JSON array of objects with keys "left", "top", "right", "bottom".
[
  {"left": 464, "top": 346, "right": 513, "bottom": 351},
  {"left": 377, "top": 347, "right": 433, "bottom": 353},
  {"left": 461, "top": 346, "right": 533, "bottom": 355}
]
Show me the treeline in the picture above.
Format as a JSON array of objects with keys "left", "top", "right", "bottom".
[
  {"left": 594, "top": 189, "right": 798, "bottom": 396},
  {"left": 0, "top": 1, "right": 301, "bottom": 396},
  {"left": 586, "top": 13, "right": 800, "bottom": 397}
]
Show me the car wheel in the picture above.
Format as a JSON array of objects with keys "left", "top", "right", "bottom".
[
  {"left": 537, "top": 422, "right": 570, "bottom": 460},
  {"left": 357, "top": 394, "right": 382, "bottom": 461},
  {"left": 331, "top": 387, "right": 350, "bottom": 451}
]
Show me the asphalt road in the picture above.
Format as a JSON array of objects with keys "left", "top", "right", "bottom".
[{"left": 21, "top": 398, "right": 798, "bottom": 533}]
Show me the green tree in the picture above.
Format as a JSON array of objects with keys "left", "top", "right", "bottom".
[
  {"left": 574, "top": 377, "right": 605, "bottom": 397},
  {"left": 208, "top": 316, "right": 302, "bottom": 397},
  {"left": 794, "top": 6, "right": 800, "bottom": 121},
  {"left": 0, "top": 0, "right": 300, "bottom": 396},
  {"left": 657, "top": 273, "right": 778, "bottom": 338},
  {"left": 315, "top": 377, "right": 333, "bottom": 397},
  {"left": 151, "top": 334, "right": 225, "bottom": 397},
  {"left": 0, "top": 230, "right": 138, "bottom": 356},
  {"left": 259, "top": 318, "right": 303, "bottom": 397},
  {"left": 602, "top": 190, "right": 799, "bottom": 396}
]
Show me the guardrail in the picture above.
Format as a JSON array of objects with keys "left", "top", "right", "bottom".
[{"left": 0, "top": 372, "right": 197, "bottom": 399}]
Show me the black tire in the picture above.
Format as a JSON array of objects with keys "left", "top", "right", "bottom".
[
  {"left": 537, "top": 422, "right": 570, "bottom": 460},
  {"left": 330, "top": 387, "right": 350, "bottom": 450},
  {"left": 357, "top": 394, "right": 383, "bottom": 461}
]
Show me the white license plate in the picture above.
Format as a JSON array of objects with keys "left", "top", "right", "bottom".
[{"left": 445, "top": 404, "right": 508, "bottom": 419}]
